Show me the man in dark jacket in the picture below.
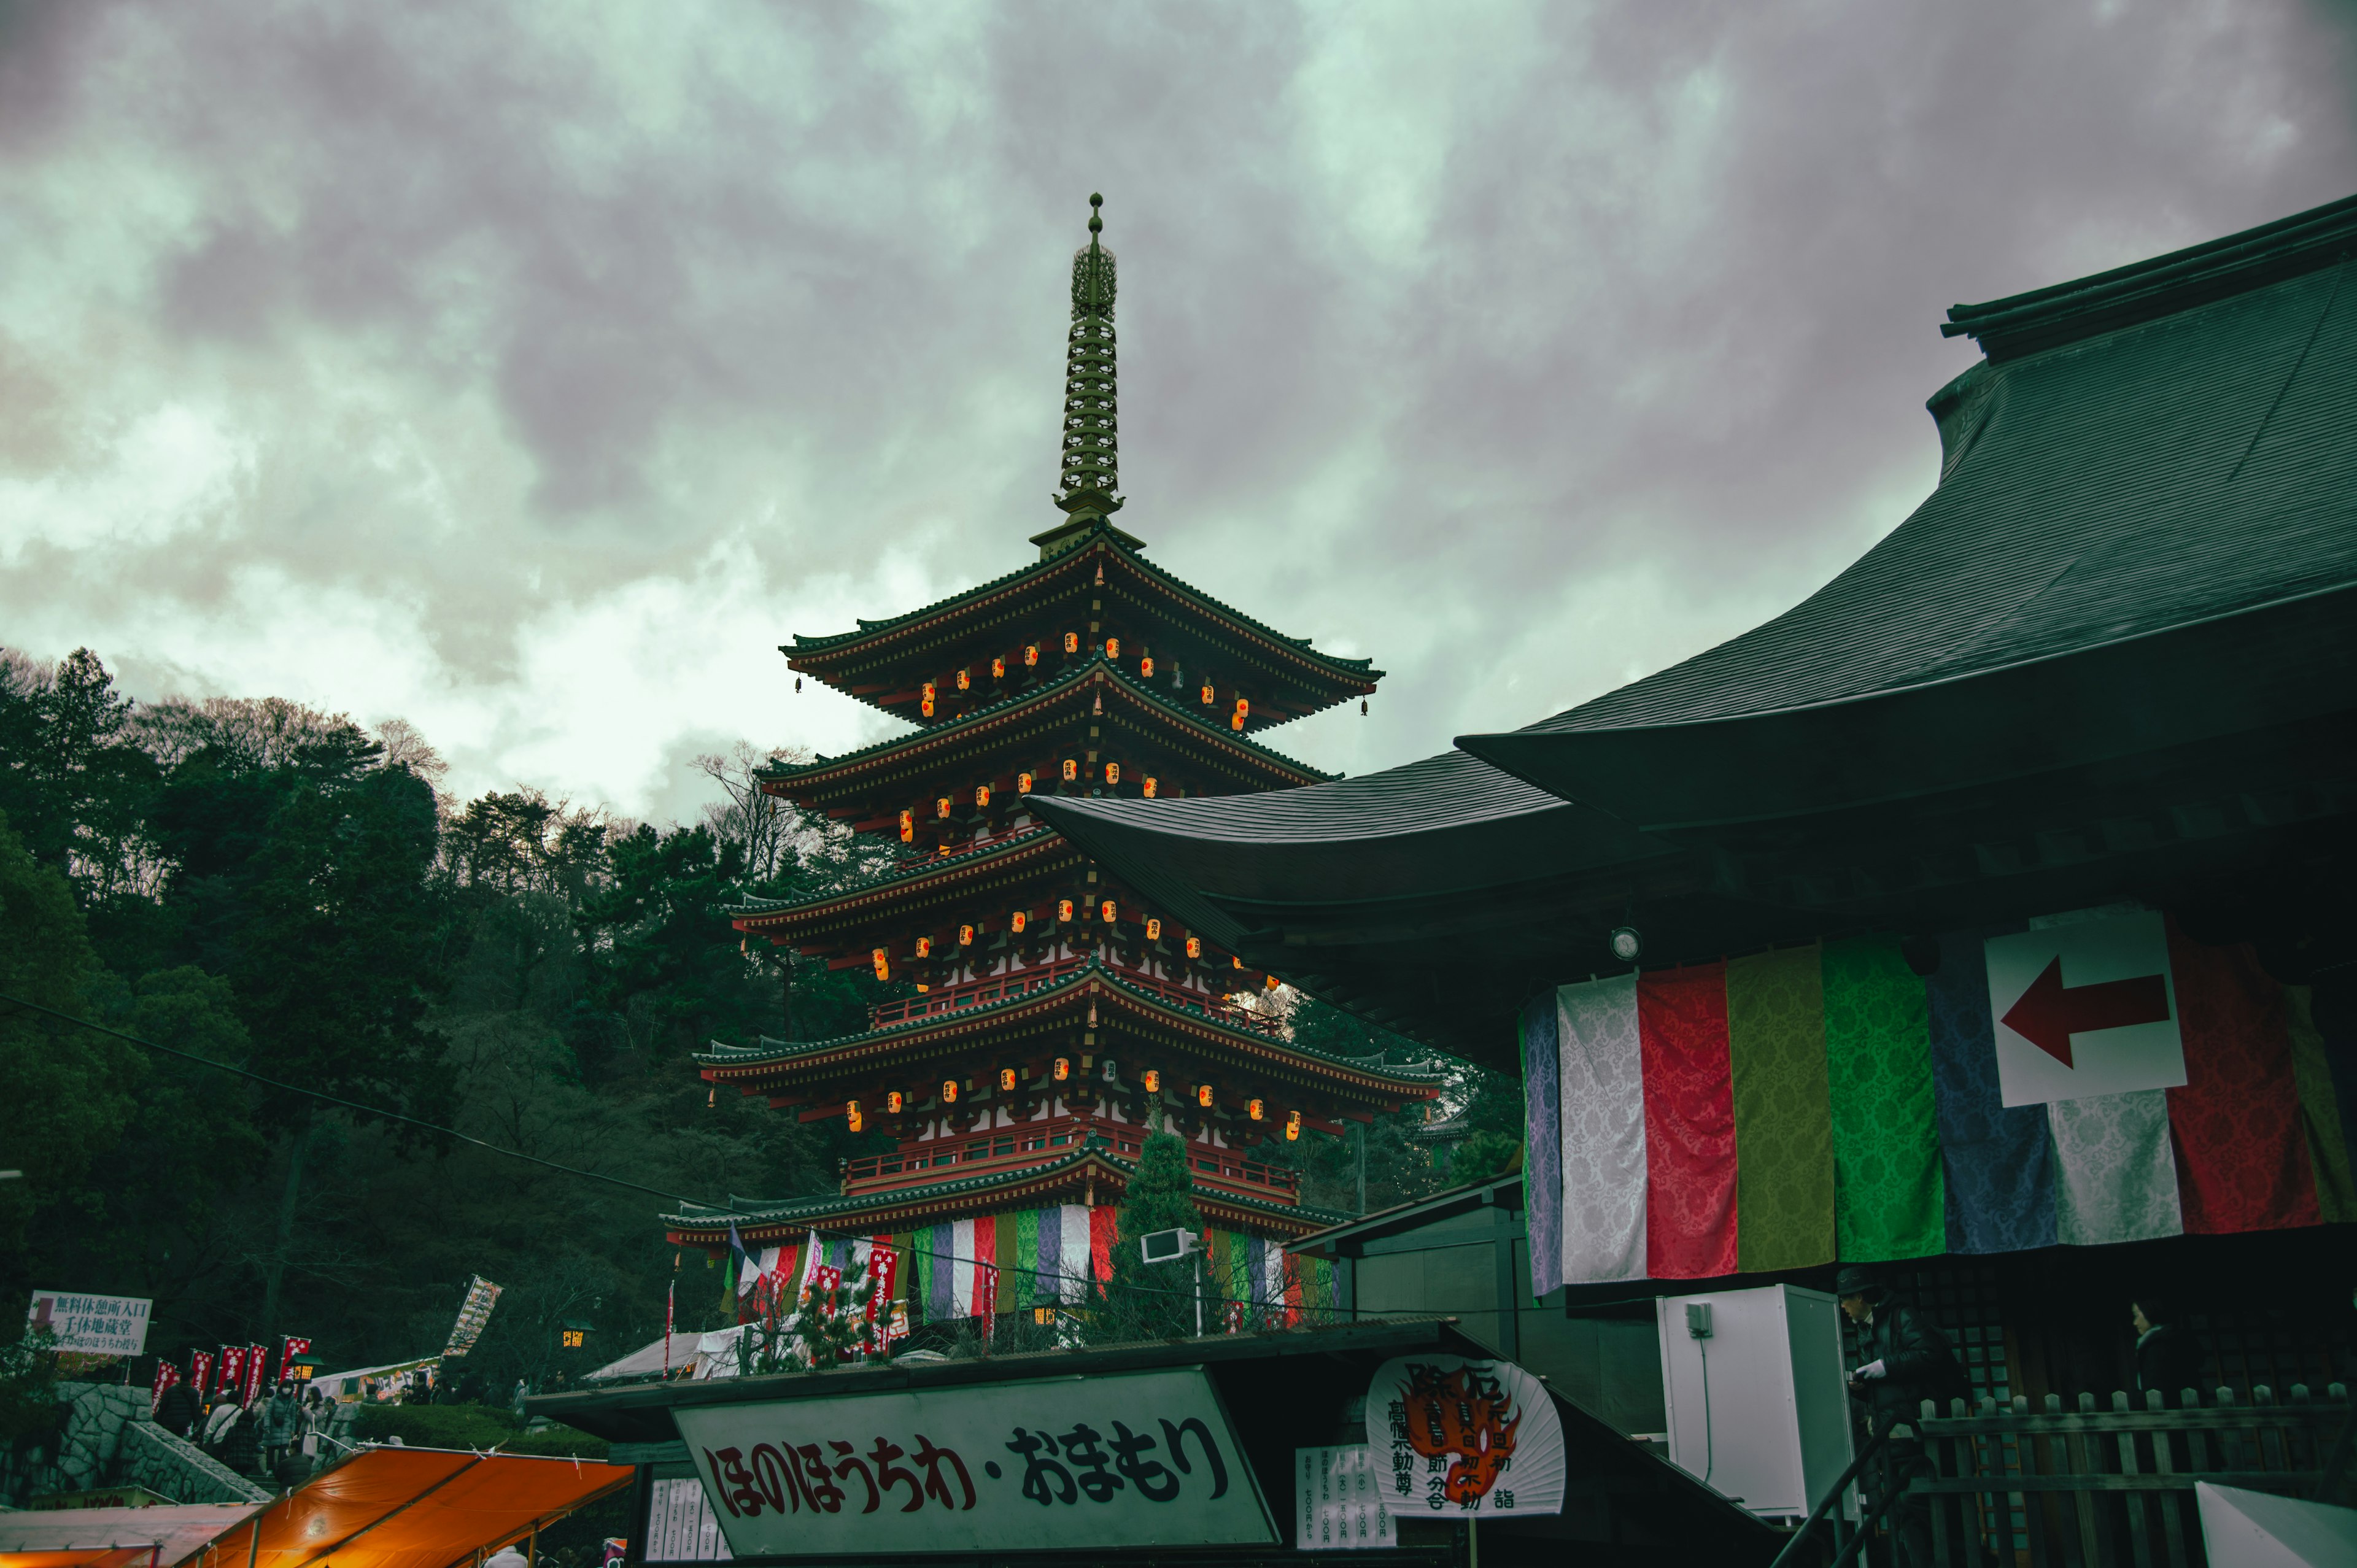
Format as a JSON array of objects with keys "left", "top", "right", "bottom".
[
  {"left": 155, "top": 1375, "right": 203, "bottom": 1439},
  {"left": 2132, "top": 1295, "right": 2207, "bottom": 1408},
  {"left": 1840, "top": 1267, "right": 1972, "bottom": 1568}
]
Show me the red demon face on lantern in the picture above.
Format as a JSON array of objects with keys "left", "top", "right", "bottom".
[{"left": 1401, "top": 1362, "right": 1520, "bottom": 1506}]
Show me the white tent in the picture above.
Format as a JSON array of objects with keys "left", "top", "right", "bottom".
[
  {"left": 581, "top": 1332, "right": 705, "bottom": 1383},
  {"left": 2197, "top": 1482, "right": 2357, "bottom": 1567}
]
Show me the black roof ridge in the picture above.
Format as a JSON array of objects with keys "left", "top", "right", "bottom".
[
  {"left": 1943, "top": 190, "right": 2357, "bottom": 360},
  {"left": 754, "top": 654, "right": 1337, "bottom": 785},
  {"left": 696, "top": 953, "right": 1446, "bottom": 1083},
  {"left": 786, "top": 536, "right": 1382, "bottom": 679}
]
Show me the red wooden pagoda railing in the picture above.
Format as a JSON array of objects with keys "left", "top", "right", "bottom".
[
  {"left": 867, "top": 958, "right": 1282, "bottom": 1036},
  {"left": 842, "top": 1115, "right": 1301, "bottom": 1203}
]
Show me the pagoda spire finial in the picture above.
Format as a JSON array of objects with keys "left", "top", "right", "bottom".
[{"left": 1052, "top": 193, "right": 1123, "bottom": 523}]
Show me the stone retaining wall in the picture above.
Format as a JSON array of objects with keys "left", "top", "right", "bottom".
[{"left": 118, "top": 1419, "right": 271, "bottom": 1504}]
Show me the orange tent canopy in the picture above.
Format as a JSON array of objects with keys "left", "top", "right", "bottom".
[
  {"left": 0, "top": 1505, "right": 265, "bottom": 1568},
  {"left": 198, "top": 1449, "right": 632, "bottom": 1568}
]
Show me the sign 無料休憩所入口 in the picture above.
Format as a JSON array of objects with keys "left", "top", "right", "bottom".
[
  {"left": 671, "top": 1367, "right": 1276, "bottom": 1556},
  {"left": 26, "top": 1291, "right": 152, "bottom": 1356}
]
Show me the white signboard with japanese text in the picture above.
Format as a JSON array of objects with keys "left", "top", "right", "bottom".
[
  {"left": 1987, "top": 911, "right": 2185, "bottom": 1106},
  {"left": 672, "top": 1366, "right": 1276, "bottom": 1556},
  {"left": 1368, "top": 1354, "right": 1565, "bottom": 1518},
  {"left": 1295, "top": 1445, "right": 1396, "bottom": 1551},
  {"left": 27, "top": 1291, "right": 151, "bottom": 1356}
]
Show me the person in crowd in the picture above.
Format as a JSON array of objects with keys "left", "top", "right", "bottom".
[
  {"left": 155, "top": 1373, "right": 203, "bottom": 1439},
  {"left": 261, "top": 1379, "right": 300, "bottom": 1473},
  {"left": 2132, "top": 1294, "right": 2207, "bottom": 1407},
  {"left": 1840, "top": 1266, "right": 1975, "bottom": 1568}
]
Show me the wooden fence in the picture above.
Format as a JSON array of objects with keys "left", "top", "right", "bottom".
[{"left": 1884, "top": 1382, "right": 2352, "bottom": 1568}]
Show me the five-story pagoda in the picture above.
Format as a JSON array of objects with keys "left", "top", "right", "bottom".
[{"left": 664, "top": 198, "right": 1439, "bottom": 1328}]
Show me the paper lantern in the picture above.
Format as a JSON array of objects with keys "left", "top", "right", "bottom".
[
  {"left": 1105, "top": 636, "right": 1121, "bottom": 660},
  {"left": 935, "top": 796, "right": 951, "bottom": 819},
  {"left": 941, "top": 1079, "right": 958, "bottom": 1104},
  {"left": 1233, "top": 955, "right": 1244, "bottom": 970},
  {"left": 1025, "top": 644, "right": 1040, "bottom": 666},
  {"left": 1058, "top": 898, "right": 1075, "bottom": 922},
  {"left": 974, "top": 784, "right": 991, "bottom": 808},
  {"left": 1064, "top": 631, "right": 1080, "bottom": 654},
  {"left": 1201, "top": 683, "right": 1215, "bottom": 705},
  {"left": 1248, "top": 1099, "right": 1264, "bottom": 1121},
  {"left": 1105, "top": 762, "right": 1121, "bottom": 784},
  {"left": 1196, "top": 1083, "right": 1213, "bottom": 1108},
  {"left": 871, "top": 948, "right": 890, "bottom": 981},
  {"left": 1145, "top": 917, "right": 1161, "bottom": 940},
  {"left": 999, "top": 1067, "right": 1017, "bottom": 1092},
  {"left": 1234, "top": 697, "right": 1250, "bottom": 718},
  {"left": 1018, "top": 770, "right": 1034, "bottom": 792},
  {"left": 1062, "top": 759, "right": 1078, "bottom": 781},
  {"left": 1054, "top": 1056, "right": 1070, "bottom": 1081},
  {"left": 1264, "top": 973, "right": 1280, "bottom": 991},
  {"left": 992, "top": 656, "right": 1006, "bottom": 679},
  {"left": 915, "top": 937, "right": 931, "bottom": 958},
  {"left": 958, "top": 924, "right": 975, "bottom": 946},
  {"left": 1142, "top": 776, "right": 1158, "bottom": 798},
  {"left": 1285, "top": 1110, "right": 1302, "bottom": 1141},
  {"left": 1010, "top": 910, "right": 1028, "bottom": 933},
  {"left": 956, "top": 668, "right": 970, "bottom": 690},
  {"left": 887, "top": 1091, "right": 905, "bottom": 1114},
  {"left": 1186, "top": 936, "right": 1202, "bottom": 958},
  {"left": 1140, "top": 656, "right": 1155, "bottom": 678},
  {"left": 899, "top": 809, "right": 914, "bottom": 843},
  {"left": 1142, "top": 1068, "right": 1161, "bottom": 1094},
  {"left": 846, "top": 1100, "right": 863, "bottom": 1132},
  {"left": 1100, "top": 898, "right": 1117, "bottom": 923},
  {"left": 921, "top": 682, "right": 937, "bottom": 718}
]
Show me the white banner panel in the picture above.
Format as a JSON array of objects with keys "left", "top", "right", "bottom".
[
  {"left": 1295, "top": 1446, "right": 1396, "bottom": 1551},
  {"left": 673, "top": 1367, "right": 1275, "bottom": 1556},
  {"left": 1986, "top": 911, "right": 2184, "bottom": 1106},
  {"left": 27, "top": 1291, "right": 151, "bottom": 1356}
]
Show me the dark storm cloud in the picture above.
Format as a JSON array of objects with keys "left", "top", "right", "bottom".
[{"left": 1, "top": 1, "right": 2351, "bottom": 812}]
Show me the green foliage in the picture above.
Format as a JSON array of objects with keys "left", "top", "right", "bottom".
[
  {"left": 1444, "top": 1129, "right": 1522, "bottom": 1186},
  {"left": 0, "top": 646, "right": 907, "bottom": 1392},
  {"left": 786, "top": 1267, "right": 880, "bottom": 1370},
  {"left": 1108, "top": 1132, "right": 1206, "bottom": 1339},
  {"left": 0, "top": 809, "right": 137, "bottom": 1256},
  {"left": 352, "top": 1402, "right": 521, "bottom": 1450},
  {"left": 0, "top": 1329, "right": 65, "bottom": 1445}
]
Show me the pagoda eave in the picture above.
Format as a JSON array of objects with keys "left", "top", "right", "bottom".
[
  {"left": 784, "top": 536, "right": 1382, "bottom": 724},
  {"left": 727, "top": 825, "right": 1085, "bottom": 945},
  {"left": 664, "top": 1146, "right": 1350, "bottom": 1249},
  {"left": 754, "top": 660, "right": 1336, "bottom": 810},
  {"left": 697, "top": 960, "right": 1443, "bottom": 1103}
]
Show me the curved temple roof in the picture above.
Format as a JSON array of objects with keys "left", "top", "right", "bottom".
[{"left": 1032, "top": 192, "right": 2357, "bottom": 1059}]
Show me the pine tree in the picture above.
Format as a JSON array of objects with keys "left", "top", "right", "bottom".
[{"left": 1107, "top": 1132, "right": 1206, "bottom": 1340}]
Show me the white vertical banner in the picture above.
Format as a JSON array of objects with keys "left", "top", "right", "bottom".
[{"left": 1296, "top": 1446, "right": 1396, "bottom": 1551}]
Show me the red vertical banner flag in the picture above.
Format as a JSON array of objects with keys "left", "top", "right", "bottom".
[
  {"left": 274, "top": 1336, "right": 312, "bottom": 1383},
  {"left": 1638, "top": 964, "right": 1740, "bottom": 1278},
  {"left": 241, "top": 1344, "right": 266, "bottom": 1406},
  {"left": 150, "top": 1359, "right": 180, "bottom": 1415},
  {"left": 190, "top": 1350, "right": 214, "bottom": 1399},
  {"left": 215, "top": 1346, "right": 246, "bottom": 1396},
  {"left": 862, "top": 1239, "right": 899, "bottom": 1355},
  {"left": 2162, "top": 924, "right": 2321, "bottom": 1234}
]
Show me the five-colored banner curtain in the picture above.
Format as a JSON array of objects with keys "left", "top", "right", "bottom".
[{"left": 1523, "top": 917, "right": 2354, "bottom": 1293}]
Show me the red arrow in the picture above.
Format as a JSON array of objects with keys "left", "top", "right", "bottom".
[{"left": 2002, "top": 957, "right": 2171, "bottom": 1067}]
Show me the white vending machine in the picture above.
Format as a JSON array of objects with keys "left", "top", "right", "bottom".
[{"left": 1654, "top": 1283, "right": 1856, "bottom": 1522}]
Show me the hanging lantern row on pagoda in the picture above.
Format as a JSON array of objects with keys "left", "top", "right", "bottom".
[
  {"left": 834, "top": 1051, "right": 1317, "bottom": 1143},
  {"left": 857, "top": 893, "right": 1282, "bottom": 985},
  {"left": 907, "top": 639, "right": 1258, "bottom": 732},
  {"left": 892, "top": 758, "right": 1183, "bottom": 843}
]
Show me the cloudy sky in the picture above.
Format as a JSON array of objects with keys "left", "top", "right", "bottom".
[{"left": 4, "top": 1, "right": 2353, "bottom": 823}]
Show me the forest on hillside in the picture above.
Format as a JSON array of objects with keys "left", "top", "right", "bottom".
[{"left": 0, "top": 647, "right": 1520, "bottom": 1394}]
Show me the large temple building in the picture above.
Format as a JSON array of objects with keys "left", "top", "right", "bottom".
[
  {"left": 1039, "top": 193, "right": 2357, "bottom": 1405},
  {"left": 662, "top": 198, "right": 1439, "bottom": 1324}
]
